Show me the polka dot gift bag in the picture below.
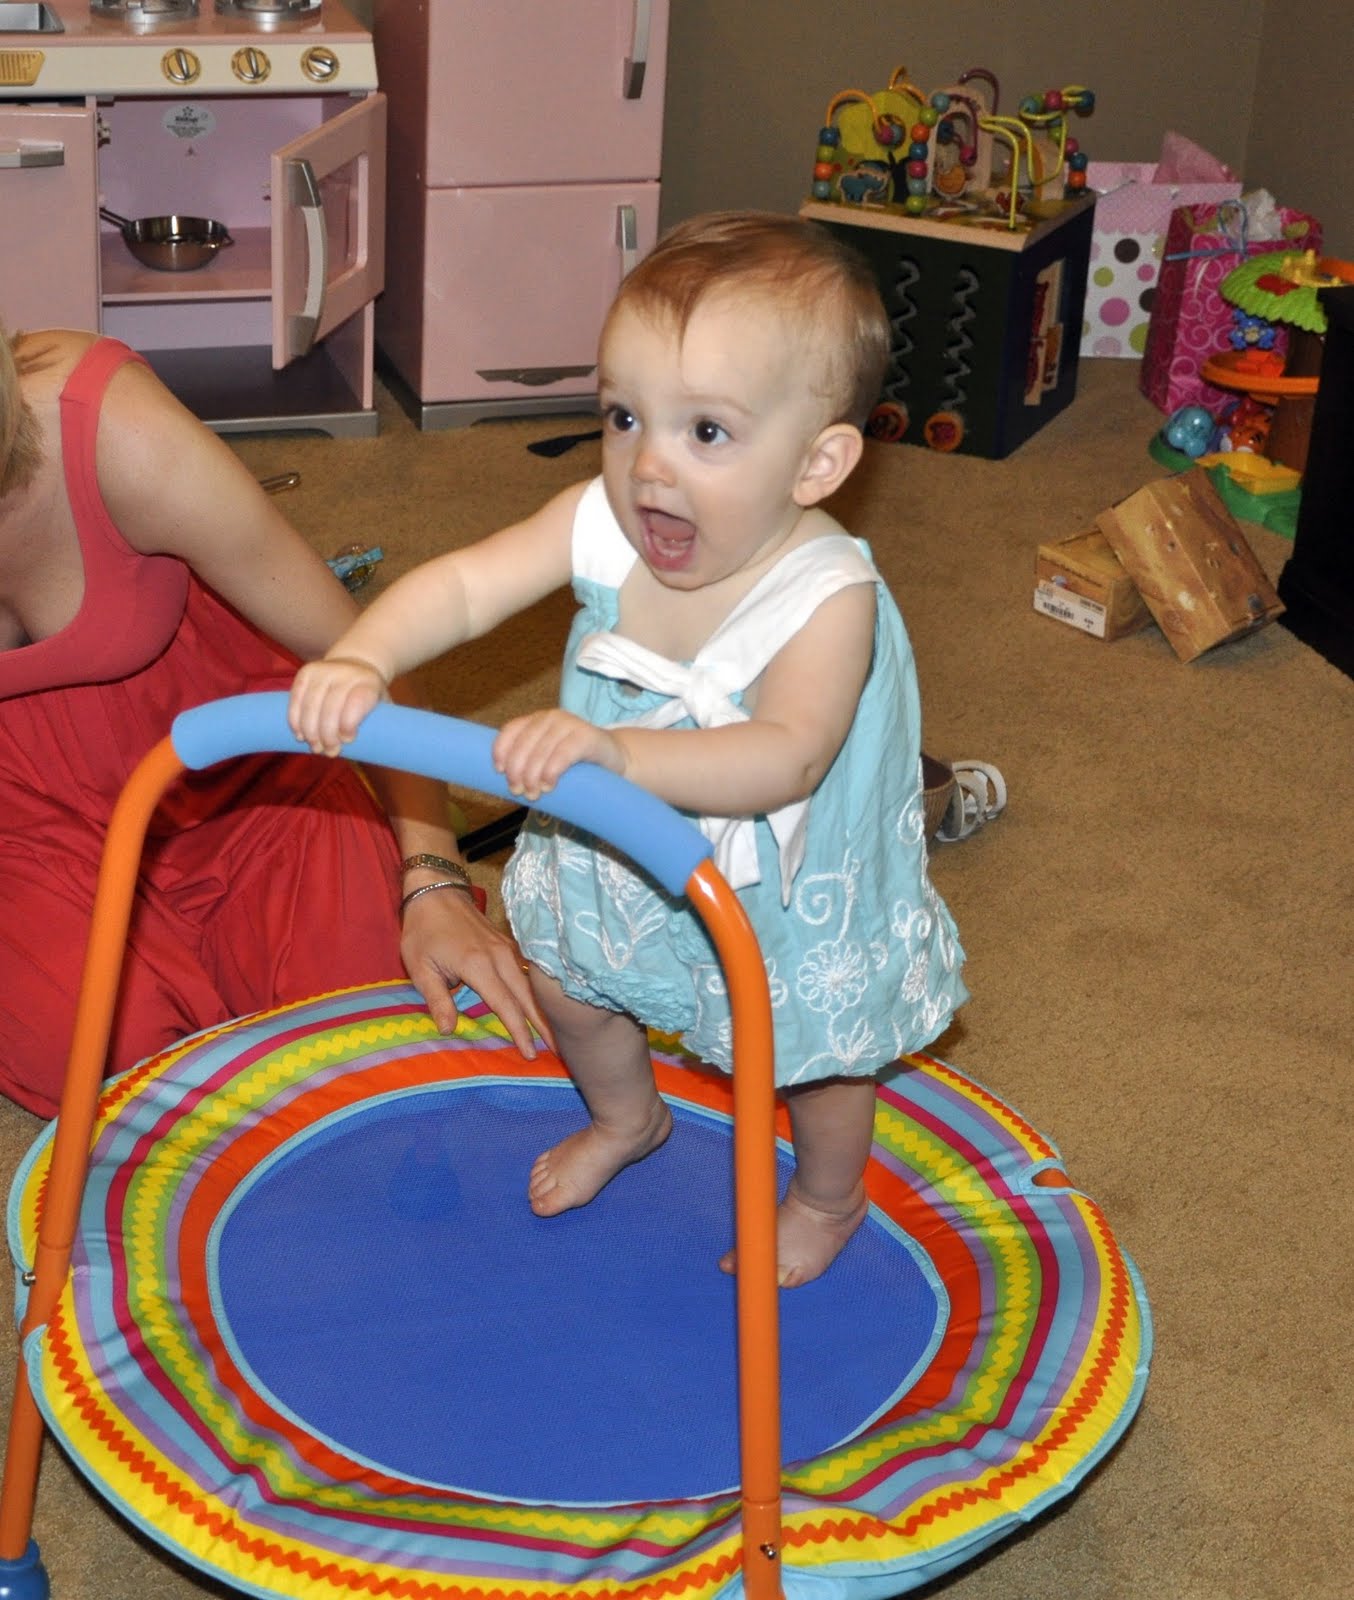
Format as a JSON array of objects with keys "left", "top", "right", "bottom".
[{"left": 1080, "top": 134, "right": 1240, "bottom": 360}]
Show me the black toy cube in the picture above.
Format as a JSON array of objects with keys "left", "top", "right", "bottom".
[{"left": 801, "top": 197, "right": 1095, "bottom": 459}]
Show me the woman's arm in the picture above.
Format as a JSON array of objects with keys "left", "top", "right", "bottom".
[{"left": 93, "top": 358, "right": 555, "bottom": 1054}]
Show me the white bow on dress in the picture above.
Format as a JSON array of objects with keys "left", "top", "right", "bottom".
[{"left": 574, "top": 630, "right": 810, "bottom": 901}]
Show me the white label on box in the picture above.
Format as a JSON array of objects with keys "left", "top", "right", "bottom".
[{"left": 1034, "top": 579, "right": 1108, "bottom": 638}]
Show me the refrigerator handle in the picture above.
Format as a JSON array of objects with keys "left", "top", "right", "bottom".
[
  {"left": 617, "top": 204, "right": 638, "bottom": 280},
  {"left": 621, "top": 0, "right": 652, "bottom": 99}
]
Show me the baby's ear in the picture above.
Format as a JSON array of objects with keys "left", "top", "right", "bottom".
[{"left": 794, "top": 423, "right": 864, "bottom": 507}]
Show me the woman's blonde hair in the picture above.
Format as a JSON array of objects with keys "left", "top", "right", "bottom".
[
  {"left": 606, "top": 211, "right": 890, "bottom": 429},
  {"left": 0, "top": 322, "right": 45, "bottom": 499}
]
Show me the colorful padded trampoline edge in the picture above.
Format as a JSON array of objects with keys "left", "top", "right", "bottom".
[{"left": 9, "top": 982, "right": 1153, "bottom": 1600}]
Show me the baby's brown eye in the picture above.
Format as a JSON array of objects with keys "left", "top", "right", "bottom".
[
  {"left": 605, "top": 406, "right": 636, "bottom": 432},
  {"left": 694, "top": 419, "right": 728, "bottom": 445}
]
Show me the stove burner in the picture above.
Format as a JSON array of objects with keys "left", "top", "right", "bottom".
[
  {"left": 91, "top": 0, "right": 200, "bottom": 22},
  {"left": 213, "top": 0, "right": 321, "bottom": 18}
]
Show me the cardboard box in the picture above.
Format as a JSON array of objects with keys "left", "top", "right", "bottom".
[
  {"left": 801, "top": 196, "right": 1095, "bottom": 459},
  {"left": 1095, "top": 469, "right": 1284, "bottom": 660},
  {"left": 1034, "top": 528, "right": 1153, "bottom": 640}
]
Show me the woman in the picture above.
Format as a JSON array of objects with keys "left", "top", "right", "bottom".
[{"left": 0, "top": 323, "right": 545, "bottom": 1118}]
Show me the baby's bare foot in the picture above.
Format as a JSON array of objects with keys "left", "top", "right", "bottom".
[
  {"left": 719, "top": 1179, "right": 869, "bottom": 1287},
  {"left": 528, "top": 1102, "right": 673, "bottom": 1216}
]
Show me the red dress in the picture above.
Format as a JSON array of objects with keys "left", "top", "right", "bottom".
[{"left": 0, "top": 339, "right": 405, "bottom": 1117}]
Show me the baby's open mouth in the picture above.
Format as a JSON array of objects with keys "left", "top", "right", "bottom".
[{"left": 639, "top": 508, "right": 697, "bottom": 569}]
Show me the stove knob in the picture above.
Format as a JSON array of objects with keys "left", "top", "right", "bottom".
[
  {"left": 231, "top": 46, "right": 272, "bottom": 85},
  {"left": 301, "top": 46, "right": 340, "bottom": 84},
  {"left": 162, "top": 48, "right": 202, "bottom": 86}
]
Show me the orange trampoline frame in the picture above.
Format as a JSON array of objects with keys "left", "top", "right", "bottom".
[{"left": 0, "top": 696, "right": 785, "bottom": 1600}]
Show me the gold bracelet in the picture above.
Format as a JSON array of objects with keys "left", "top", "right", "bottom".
[
  {"left": 400, "top": 854, "right": 471, "bottom": 890},
  {"left": 400, "top": 878, "right": 475, "bottom": 916}
]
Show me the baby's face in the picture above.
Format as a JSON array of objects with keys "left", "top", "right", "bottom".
[{"left": 597, "top": 295, "right": 833, "bottom": 592}]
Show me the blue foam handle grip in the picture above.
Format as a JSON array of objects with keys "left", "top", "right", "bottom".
[{"left": 170, "top": 692, "right": 712, "bottom": 899}]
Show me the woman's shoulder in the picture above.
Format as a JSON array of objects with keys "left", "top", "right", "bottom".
[{"left": 13, "top": 328, "right": 101, "bottom": 397}]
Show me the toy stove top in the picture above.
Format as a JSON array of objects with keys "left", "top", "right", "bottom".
[
  {"left": 0, "top": 0, "right": 374, "bottom": 96},
  {"left": 90, "top": 2, "right": 323, "bottom": 24}
]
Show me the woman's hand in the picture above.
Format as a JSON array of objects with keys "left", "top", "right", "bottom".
[
  {"left": 493, "top": 710, "right": 625, "bottom": 801},
  {"left": 399, "top": 880, "right": 554, "bottom": 1059},
  {"left": 289, "top": 656, "right": 388, "bottom": 757}
]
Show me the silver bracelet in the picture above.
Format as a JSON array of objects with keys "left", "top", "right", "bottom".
[{"left": 400, "top": 877, "right": 475, "bottom": 916}]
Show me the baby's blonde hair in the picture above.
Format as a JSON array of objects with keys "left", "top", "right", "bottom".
[
  {"left": 0, "top": 322, "right": 45, "bottom": 499},
  {"left": 607, "top": 211, "right": 889, "bottom": 430}
]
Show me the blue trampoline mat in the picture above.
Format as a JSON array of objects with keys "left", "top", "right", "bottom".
[{"left": 214, "top": 1081, "right": 944, "bottom": 1505}]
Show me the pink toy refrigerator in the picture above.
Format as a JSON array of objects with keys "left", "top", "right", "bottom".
[{"left": 372, "top": 0, "right": 668, "bottom": 429}]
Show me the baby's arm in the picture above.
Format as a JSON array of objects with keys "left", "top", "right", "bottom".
[
  {"left": 494, "top": 581, "right": 876, "bottom": 813},
  {"left": 289, "top": 484, "right": 584, "bottom": 756}
]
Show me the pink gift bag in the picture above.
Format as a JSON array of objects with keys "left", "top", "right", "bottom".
[{"left": 1140, "top": 198, "right": 1322, "bottom": 413}]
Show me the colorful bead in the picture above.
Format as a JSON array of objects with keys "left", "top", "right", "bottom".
[
  {"left": 812, "top": 179, "right": 833, "bottom": 200},
  {"left": 918, "top": 105, "right": 939, "bottom": 126},
  {"left": 1043, "top": 89, "right": 1066, "bottom": 111},
  {"left": 908, "top": 141, "right": 930, "bottom": 160},
  {"left": 910, "top": 123, "right": 930, "bottom": 143},
  {"left": 1019, "top": 95, "right": 1041, "bottom": 118},
  {"left": 1066, "top": 169, "right": 1087, "bottom": 190},
  {"left": 906, "top": 158, "right": 928, "bottom": 179},
  {"left": 929, "top": 91, "right": 951, "bottom": 112},
  {"left": 819, "top": 125, "right": 840, "bottom": 146},
  {"left": 813, "top": 161, "right": 837, "bottom": 181},
  {"left": 904, "top": 194, "right": 928, "bottom": 215},
  {"left": 1068, "top": 150, "right": 1088, "bottom": 172}
]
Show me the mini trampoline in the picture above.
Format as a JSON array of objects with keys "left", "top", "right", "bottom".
[{"left": 0, "top": 696, "right": 1150, "bottom": 1600}]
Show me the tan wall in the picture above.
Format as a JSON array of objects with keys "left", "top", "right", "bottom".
[
  {"left": 1246, "top": 0, "right": 1352, "bottom": 257},
  {"left": 657, "top": 1, "right": 1264, "bottom": 223},
  {"left": 351, "top": 1, "right": 1349, "bottom": 259}
]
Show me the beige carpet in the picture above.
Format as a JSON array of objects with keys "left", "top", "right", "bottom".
[{"left": 1, "top": 360, "right": 1350, "bottom": 1599}]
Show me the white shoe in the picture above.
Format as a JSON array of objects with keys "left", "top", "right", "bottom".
[{"left": 934, "top": 760, "right": 1007, "bottom": 843}]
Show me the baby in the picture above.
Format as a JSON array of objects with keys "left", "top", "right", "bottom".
[{"left": 289, "top": 211, "right": 967, "bottom": 1286}]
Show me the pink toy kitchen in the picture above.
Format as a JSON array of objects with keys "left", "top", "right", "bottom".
[
  {"left": 0, "top": 0, "right": 386, "bottom": 435},
  {"left": 1, "top": 0, "right": 670, "bottom": 436}
]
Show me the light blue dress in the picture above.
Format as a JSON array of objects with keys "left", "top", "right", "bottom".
[{"left": 501, "top": 480, "right": 967, "bottom": 1086}]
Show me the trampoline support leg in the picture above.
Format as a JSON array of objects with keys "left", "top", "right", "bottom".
[
  {"left": 0, "top": 1338, "right": 46, "bottom": 1580},
  {"left": 741, "top": 1496, "right": 784, "bottom": 1600}
]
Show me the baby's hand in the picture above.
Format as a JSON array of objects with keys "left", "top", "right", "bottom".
[
  {"left": 493, "top": 711, "right": 624, "bottom": 801},
  {"left": 288, "top": 656, "right": 388, "bottom": 756}
]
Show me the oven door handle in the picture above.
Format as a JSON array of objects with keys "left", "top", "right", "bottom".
[
  {"left": 285, "top": 157, "right": 328, "bottom": 360},
  {"left": 0, "top": 141, "right": 64, "bottom": 170}
]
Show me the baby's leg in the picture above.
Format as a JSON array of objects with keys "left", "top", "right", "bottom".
[
  {"left": 526, "top": 966, "right": 672, "bottom": 1216},
  {"left": 721, "top": 1075, "right": 876, "bottom": 1288}
]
